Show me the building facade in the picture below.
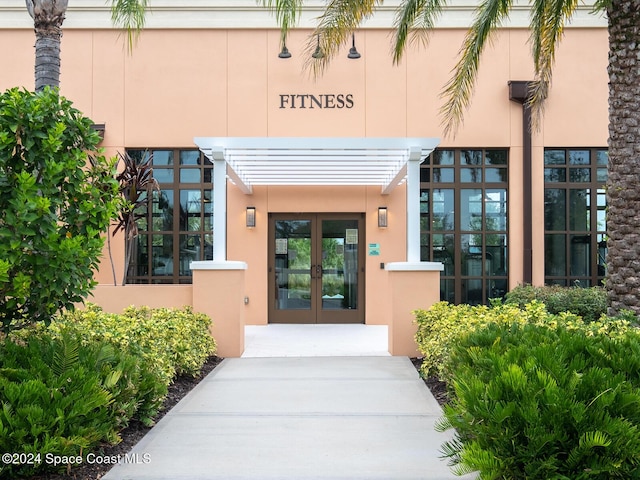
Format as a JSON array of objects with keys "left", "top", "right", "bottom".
[{"left": 0, "top": 1, "right": 609, "bottom": 355}]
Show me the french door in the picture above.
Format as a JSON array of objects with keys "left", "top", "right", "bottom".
[{"left": 268, "top": 213, "right": 365, "bottom": 324}]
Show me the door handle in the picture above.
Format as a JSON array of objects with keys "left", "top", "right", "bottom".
[{"left": 310, "top": 265, "right": 323, "bottom": 279}]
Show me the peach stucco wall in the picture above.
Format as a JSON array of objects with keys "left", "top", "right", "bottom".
[
  {"left": 227, "top": 183, "right": 408, "bottom": 326},
  {"left": 0, "top": 27, "right": 608, "bottom": 148},
  {"left": 89, "top": 285, "right": 193, "bottom": 312},
  {"left": 0, "top": 25, "right": 609, "bottom": 348}
]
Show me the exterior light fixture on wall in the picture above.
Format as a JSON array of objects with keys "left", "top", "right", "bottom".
[
  {"left": 246, "top": 207, "right": 256, "bottom": 228},
  {"left": 347, "top": 34, "right": 361, "bottom": 59},
  {"left": 90, "top": 123, "right": 105, "bottom": 141},
  {"left": 312, "top": 34, "right": 324, "bottom": 59},
  {"left": 378, "top": 207, "right": 388, "bottom": 228}
]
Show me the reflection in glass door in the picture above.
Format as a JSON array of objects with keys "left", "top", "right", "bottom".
[
  {"left": 268, "top": 214, "right": 365, "bottom": 324},
  {"left": 273, "top": 218, "right": 314, "bottom": 323}
]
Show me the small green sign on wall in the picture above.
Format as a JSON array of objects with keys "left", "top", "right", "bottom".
[{"left": 368, "top": 243, "right": 380, "bottom": 256}]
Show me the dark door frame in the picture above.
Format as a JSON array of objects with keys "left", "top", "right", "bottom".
[{"left": 268, "top": 213, "right": 365, "bottom": 324}]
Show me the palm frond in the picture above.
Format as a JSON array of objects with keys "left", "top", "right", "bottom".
[
  {"left": 528, "top": 0, "right": 579, "bottom": 126},
  {"left": 258, "top": 0, "right": 304, "bottom": 47},
  {"left": 392, "top": 0, "right": 447, "bottom": 64},
  {"left": 52, "top": 334, "right": 80, "bottom": 378},
  {"left": 440, "top": 0, "right": 513, "bottom": 137},
  {"left": 110, "top": 0, "right": 150, "bottom": 53},
  {"left": 304, "top": 0, "right": 382, "bottom": 77}
]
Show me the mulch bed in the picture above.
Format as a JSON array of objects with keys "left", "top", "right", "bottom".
[
  {"left": 411, "top": 357, "right": 450, "bottom": 407},
  {"left": 30, "top": 355, "right": 447, "bottom": 479}
]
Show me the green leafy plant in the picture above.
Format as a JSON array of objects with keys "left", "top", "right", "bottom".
[
  {"left": 0, "top": 333, "right": 146, "bottom": 477},
  {"left": 414, "top": 301, "right": 635, "bottom": 383},
  {"left": 437, "top": 322, "right": 640, "bottom": 479},
  {"left": 505, "top": 284, "right": 608, "bottom": 323},
  {"left": 0, "top": 87, "right": 119, "bottom": 332},
  {"left": 53, "top": 304, "right": 217, "bottom": 394},
  {"left": 414, "top": 301, "right": 550, "bottom": 381}
]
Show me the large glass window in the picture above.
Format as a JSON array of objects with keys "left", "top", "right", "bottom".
[
  {"left": 126, "top": 149, "right": 213, "bottom": 284},
  {"left": 420, "top": 149, "right": 508, "bottom": 305},
  {"left": 544, "top": 148, "right": 607, "bottom": 286}
]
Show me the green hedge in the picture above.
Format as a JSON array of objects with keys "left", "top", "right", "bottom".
[
  {"left": 437, "top": 322, "right": 640, "bottom": 479},
  {"left": 414, "top": 301, "right": 547, "bottom": 381},
  {"left": 53, "top": 304, "right": 217, "bottom": 390},
  {"left": 0, "top": 333, "right": 154, "bottom": 477},
  {"left": 504, "top": 284, "right": 607, "bottom": 323},
  {"left": 1, "top": 305, "right": 217, "bottom": 477},
  {"left": 414, "top": 301, "right": 633, "bottom": 383}
]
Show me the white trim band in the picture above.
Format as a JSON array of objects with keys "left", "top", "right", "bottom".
[
  {"left": 0, "top": 0, "right": 607, "bottom": 30},
  {"left": 190, "top": 260, "right": 248, "bottom": 270},
  {"left": 385, "top": 262, "right": 445, "bottom": 271}
]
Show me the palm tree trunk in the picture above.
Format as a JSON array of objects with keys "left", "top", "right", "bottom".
[
  {"left": 34, "top": 28, "right": 62, "bottom": 90},
  {"left": 26, "top": 0, "right": 67, "bottom": 91},
  {"left": 605, "top": 0, "right": 640, "bottom": 315}
]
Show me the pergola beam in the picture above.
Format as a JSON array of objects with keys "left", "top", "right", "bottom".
[
  {"left": 195, "top": 137, "right": 439, "bottom": 195},
  {"left": 194, "top": 138, "right": 439, "bottom": 262}
]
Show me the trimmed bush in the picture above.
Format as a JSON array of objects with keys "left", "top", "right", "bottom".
[
  {"left": 437, "top": 322, "right": 640, "bottom": 479},
  {"left": 414, "top": 301, "right": 550, "bottom": 381},
  {"left": 414, "top": 301, "right": 634, "bottom": 383},
  {"left": 505, "top": 284, "right": 607, "bottom": 323},
  {"left": 53, "top": 305, "right": 216, "bottom": 387},
  {"left": 0, "top": 333, "right": 150, "bottom": 477}
]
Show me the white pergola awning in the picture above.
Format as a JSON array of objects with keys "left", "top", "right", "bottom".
[
  {"left": 194, "top": 137, "right": 440, "bottom": 194},
  {"left": 193, "top": 136, "right": 440, "bottom": 263}
]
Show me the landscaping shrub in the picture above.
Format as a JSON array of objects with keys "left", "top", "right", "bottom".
[
  {"left": 436, "top": 322, "right": 640, "bottom": 479},
  {"left": 414, "top": 301, "right": 550, "bottom": 381},
  {"left": 0, "top": 333, "right": 149, "bottom": 477},
  {"left": 54, "top": 304, "right": 217, "bottom": 389},
  {"left": 414, "top": 300, "right": 634, "bottom": 383},
  {"left": 0, "top": 87, "right": 119, "bottom": 333},
  {"left": 505, "top": 284, "right": 607, "bottom": 323}
]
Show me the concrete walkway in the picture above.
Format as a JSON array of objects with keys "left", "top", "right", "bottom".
[
  {"left": 243, "top": 324, "right": 391, "bottom": 357},
  {"left": 103, "top": 326, "right": 475, "bottom": 479},
  {"left": 103, "top": 355, "right": 475, "bottom": 480}
]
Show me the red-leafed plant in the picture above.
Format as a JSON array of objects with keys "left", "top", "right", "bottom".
[{"left": 109, "top": 151, "right": 159, "bottom": 285}]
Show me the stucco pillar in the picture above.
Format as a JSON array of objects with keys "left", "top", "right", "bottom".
[
  {"left": 191, "top": 261, "right": 247, "bottom": 357},
  {"left": 386, "top": 262, "right": 443, "bottom": 357}
]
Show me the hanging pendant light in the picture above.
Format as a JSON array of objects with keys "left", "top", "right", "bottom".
[
  {"left": 279, "top": 43, "right": 292, "bottom": 58},
  {"left": 347, "top": 33, "right": 361, "bottom": 59},
  {"left": 312, "top": 34, "right": 324, "bottom": 59}
]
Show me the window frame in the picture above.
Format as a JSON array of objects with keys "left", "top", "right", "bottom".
[
  {"left": 125, "top": 148, "right": 214, "bottom": 284},
  {"left": 420, "top": 148, "right": 509, "bottom": 305},
  {"left": 543, "top": 148, "right": 607, "bottom": 287}
]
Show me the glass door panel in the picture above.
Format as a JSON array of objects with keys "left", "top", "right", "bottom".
[
  {"left": 320, "top": 220, "right": 359, "bottom": 311},
  {"left": 269, "top": 214, "right": 364, "bottom": 324},
  {"left": 272, "top": 219, "right": 314, "bottom": 323}
]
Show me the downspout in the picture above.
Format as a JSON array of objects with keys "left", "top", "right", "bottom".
[{"left": 508, "top": 81, "right": 533, "bottom": 285}]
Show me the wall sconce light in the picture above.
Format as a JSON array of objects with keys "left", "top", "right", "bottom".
[
  {"left": 90, "top": 123, "right": 106, "bottom": 141},
  {"left": 378, "top": 207, "right": 388, "bottom": 228},
  {"left": 312, "top": 34, "right": 324, "bottom": 59},
  {"left": 246, "top": 207, "right": 256, "bottom": 228},
  {"left": 347, "top": 34, "right": 361, "bottom": 59}
]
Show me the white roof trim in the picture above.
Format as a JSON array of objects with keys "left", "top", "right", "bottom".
[
  {"left": 194, "top": 137, "right": 440, "bottom": 195},
  {"left": 0, "top": 1, "right": 606, "bottom": 29}
]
